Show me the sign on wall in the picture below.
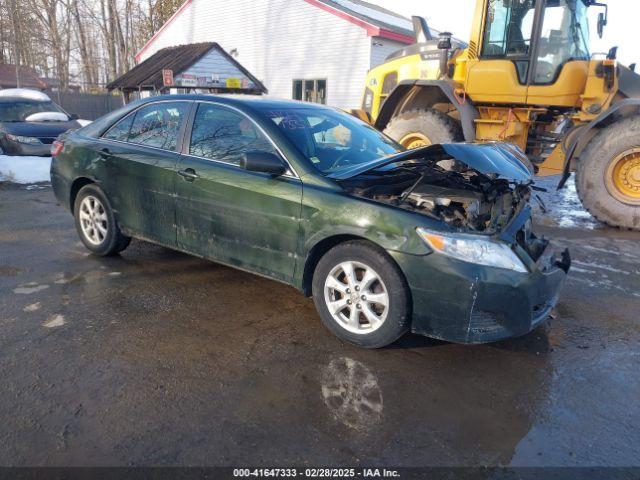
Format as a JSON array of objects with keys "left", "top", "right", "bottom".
[{"left": 162, "top": 69, "right": 174, "bottom": 87}]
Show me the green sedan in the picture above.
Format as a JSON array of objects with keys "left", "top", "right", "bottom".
[{"left": 50, "top": 95, "right": 570, "bottom": 348}]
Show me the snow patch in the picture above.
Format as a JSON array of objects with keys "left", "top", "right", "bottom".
[
  {"left": 13, "top": 283, "right": 49, "bottom": 294},
  {"left": 25, "top": 111, "right": 69, "bottom": 122},
  {"left": 43, "top": 314, "right": 65, "bottom": 328},
  {"left": 573, "top": 260, "right": 631, "bottom": 275},
  {"left": 23, "top": 302, "right": 41, "bottom": 312},
  {"left": 0, "top": 155, "right": 52, "bottom": 183},
  {"left": 0, "top": 89, "right": 50, "bottom": 102}
]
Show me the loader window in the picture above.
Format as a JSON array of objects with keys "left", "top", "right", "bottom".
[
  {"left": 482, "top": 0, "right": 536, "bottom": 57},
  {"left": 379, "top": 72, "right": 398, "bottom": 109},
  {"left": 533, "top": 0, "right": 590, "bottom": 84}
]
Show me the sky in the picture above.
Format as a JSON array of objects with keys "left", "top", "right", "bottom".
[{"left": 370, "top": 0, "right": 639, "bottom": 67}]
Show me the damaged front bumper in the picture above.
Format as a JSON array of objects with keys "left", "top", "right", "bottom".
[
  {"left": 393, "top": 248, "right": 569, "bottom": 344},
  {"left": 391, "top": 220, "right": 570, "bottom": 344}
]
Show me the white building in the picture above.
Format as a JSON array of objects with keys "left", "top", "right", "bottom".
[{"left": 135, "top": 0, "right": 415, "bottom": 109}]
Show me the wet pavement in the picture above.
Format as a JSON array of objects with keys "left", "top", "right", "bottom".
[{"left": 0, "top": 177, "right": 639, "bottom": 468}]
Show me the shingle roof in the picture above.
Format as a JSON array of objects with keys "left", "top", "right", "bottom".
[
  {"left": 108, "top": 42, "right": 267, "bottom": 93},
  {"left": 0, "top": 64, "right": 46, "bottom": 90}
]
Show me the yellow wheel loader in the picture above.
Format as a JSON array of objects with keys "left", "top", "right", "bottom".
[{"left": 358, "top": 0, "right": 640, "bottom": 230}]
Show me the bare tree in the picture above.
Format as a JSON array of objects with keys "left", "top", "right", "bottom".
[{"left": 0, "top": 0, "right": 183, "bottom": 91}]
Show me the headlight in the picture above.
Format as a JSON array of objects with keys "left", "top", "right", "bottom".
[
  {"left": 5, "top": 133, "right": 42, "bottom": 145},
  {"left": 416, "top": 227, "right": 528, "bottom": 273}
]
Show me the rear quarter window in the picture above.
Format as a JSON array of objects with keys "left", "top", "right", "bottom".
[
  {"left": 101, "top": 102, "right": 189, "bottom": 151},
  {"left": 103, "top": 114, "right": 134, "bottom": 142}
]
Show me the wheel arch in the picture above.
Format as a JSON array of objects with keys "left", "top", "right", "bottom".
[
  {"left": 69, "top": 177, "right": 96, "bottom": 211},
  {"left": 560, "top": 99, "right": 640, "bottom": 188},
  {"left": 301, "top": 234, "right": 406, "bottom": 297},
  {"left": 374, "top": 80, "right": 478, "bottom": 142}
]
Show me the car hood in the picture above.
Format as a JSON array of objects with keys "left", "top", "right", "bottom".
[
  {"left": 0, "top": 120, "right": 81, "bottom": 137},
  {"left": 328, "top": 142, "right": 534, "bottom": 183}
]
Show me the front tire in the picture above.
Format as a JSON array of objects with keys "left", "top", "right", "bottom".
[
  {"left": 576, "top": 117, "right": 640, "bottom": 230},
  {"left": 383, "top": 109, "right": 463, "bottom": 149},
  {"left": 312, "top": 241, "right": 411, "bottom": 348},
  {"left": 73, "top": 184, "right": 131, "bottom": 256}
]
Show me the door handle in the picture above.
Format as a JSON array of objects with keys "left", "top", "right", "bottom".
[
  {"left": 98, "top": 148, "right": 111, "bottom": 159},
  {"left": 178, "top": 168, "right": 199, "bottom": 182}
]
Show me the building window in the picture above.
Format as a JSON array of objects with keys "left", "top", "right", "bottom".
[{"left": 292, "top": 79, "right": 327, "bottom": 104}]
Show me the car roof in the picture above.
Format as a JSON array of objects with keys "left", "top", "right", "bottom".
[{"left": 137, "top": 94, "right": 334, "bottom": 112}]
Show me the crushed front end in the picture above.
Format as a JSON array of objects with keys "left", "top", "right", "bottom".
[{"left": 337, "top": 142, "right": 571, "bottom": 343}]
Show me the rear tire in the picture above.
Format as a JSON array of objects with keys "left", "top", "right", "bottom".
[
  {"left": 576, "top": 117, "right": 640, "bottom": 230},
  {"left": 312, "top": 241, "right": 411, "bottom": 348},
  {"left": 383, "top": 109, "right": 463, "bottom": 148},
  {"left": 73, "top": 184, "right": 131, "bottom": 256}
]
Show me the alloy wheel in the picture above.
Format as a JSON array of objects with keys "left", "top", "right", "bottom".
[
  {"left": 79, "top": 195, "right": 108, "bottom": 245},
  {"left": 323, "top": 261, "right": 389, "bottom": 334}
]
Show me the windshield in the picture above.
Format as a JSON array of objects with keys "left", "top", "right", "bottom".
[
  {"left": 0, "top": 100, "right": 66, "bottom": 122},
  {"left": 262, "top": 107, "right": 402, "bottom": 174},
  {"left": 534, "top": 0, "right": 590, "bottom": 84}
]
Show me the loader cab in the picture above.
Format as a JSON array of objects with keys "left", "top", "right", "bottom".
[{"left": 466, "top": 0, "right": 598, "bottom": 107}]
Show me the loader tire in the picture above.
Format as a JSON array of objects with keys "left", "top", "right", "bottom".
[
  {"left": 383, "top": 109, "right": 463, "bottom": 149},
  {"left": 575, "top": 117, "right": 640, "bottom": 230}
]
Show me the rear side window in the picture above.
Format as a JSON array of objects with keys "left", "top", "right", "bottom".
[
  {"left": 128, "top": 102, "right": 188, "bottom": 151},
  {"left": 189, "top": 103, "right": 275, "bottom": 165},
  {"left": 103, "top": 114, "right": 134, "bottom": 142},
  {"left": 102, "top": 102, "right": 189, "bottom": 151}
]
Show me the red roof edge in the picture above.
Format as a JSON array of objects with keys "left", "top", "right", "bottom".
[
  {"left": 377, "top": 29, "right": 414, "bottom": 44},
  {"left": 135, "top": 0, "right": 194, "bottom": 62}
]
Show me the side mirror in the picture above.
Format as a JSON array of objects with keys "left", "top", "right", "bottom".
[
  {"left": 241, "top": 150, "right": 287, "bottom": 176},
  {"left": 69, "top": 113, "right": 79, "bottom": 121},
  {"left": 597, "top": 12, "right": 607, "bottom": 38}
]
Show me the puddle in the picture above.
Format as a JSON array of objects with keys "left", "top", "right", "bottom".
[
  {"left": 43, "top": 314, "right": 65, "bottom": 328},
  {"left": 13, "top": 283, "right": 49, "bottom": 294},
  {"left": 321, "top": 357, "right": 383, "bottom": 430}
]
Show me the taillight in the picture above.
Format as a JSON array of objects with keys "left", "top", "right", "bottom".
[{"left": 51, "top": 140, "right": 64, "bottom": 157}]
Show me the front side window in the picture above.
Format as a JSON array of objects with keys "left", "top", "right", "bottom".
[
  {"left": 262, "top": 107, "right": 400, "bottom": 175},
  {"left": 534, "top": 0, "right": 590, "bottom": 84},
  {"left": 482, "top": 0, "right": 536, "bottom": 57},
  {"left": 126, "top": 102, "right": 188, "bottom": 151},
  {"left": 189, "top": 104, "right": 276, "bottom": 165}
]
